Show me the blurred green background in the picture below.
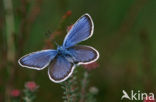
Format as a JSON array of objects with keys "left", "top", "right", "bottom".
[{"left": 0, "top": 0, "right": 156, "bottom": 102}]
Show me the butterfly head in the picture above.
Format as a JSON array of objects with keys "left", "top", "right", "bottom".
[{"left": 57, "top": 46, "right": 68, "bottom": 55}]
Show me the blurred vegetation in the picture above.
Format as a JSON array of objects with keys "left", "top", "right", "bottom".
[{"left": 0, "top": 0, "right": 156, "bottom": 102}]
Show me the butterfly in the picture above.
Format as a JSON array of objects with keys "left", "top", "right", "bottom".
[{"left": 18, "top": 13, "right": 99, "bottom": 83}]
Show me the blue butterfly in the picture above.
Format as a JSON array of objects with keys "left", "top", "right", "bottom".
[{"left": 18, "top": 13, "right": 99, "bottom": 83}]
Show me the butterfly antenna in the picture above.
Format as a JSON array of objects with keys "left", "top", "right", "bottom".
[{"left": 54, "top": 41, "right": 59, "bottom": 47}]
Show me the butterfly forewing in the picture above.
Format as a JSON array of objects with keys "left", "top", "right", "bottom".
[
  {"left": 63, "top": 14, "right": 94, "bottom": 48},
  {"left": 18, "top": 50, "right": 57, "bottom": 70}
]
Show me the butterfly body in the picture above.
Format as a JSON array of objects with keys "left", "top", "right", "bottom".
[
  {"left": 56, "top": 46, "right": 75, "bottom": 63},
  {"left": 57, "top": 46, "right": 70, "bottom": 56},
  {"left": 18, "top": 13, "right": 99, "bottom": 83}
]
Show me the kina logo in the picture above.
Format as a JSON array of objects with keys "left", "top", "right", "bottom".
[{"left": 121, "top": 90, "right": 155, "bottom": 101}]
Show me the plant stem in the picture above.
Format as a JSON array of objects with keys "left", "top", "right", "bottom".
[
  {"left": 79, "top": 71, "right": 89, "bottom": 102},
  {"left": 3, "top": 0, "right": 15, "bottom": 62},
  {"left": 3, "top": 0, "right": 16, "bottom": 102},
  {"left": 62, "top": 70, "right": 78, "bottom": 102},
  {"left": 140, "top": 30, "right": 153, "bottom": 91}
]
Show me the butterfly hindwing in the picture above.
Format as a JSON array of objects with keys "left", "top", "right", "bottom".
[
  {"left": 63, "top": 14, "right": 94, "bottom": 48},
  {"left": 48, "top": 56, "right": 75, "bottom": 83},
  {"left": 68, "top": 45, "right": 99, "bottom": 64},
  {"left": 18, "top": 50, "right": 57, "bottom": 70}
]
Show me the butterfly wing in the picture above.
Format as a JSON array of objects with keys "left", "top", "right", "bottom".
[
  {"left": 63, "top": 13, "right": 94, "bottom": 48},
  {"left": 18, "top": 50, "right": 57, "bottom": 70},
  {"left": 48, "top": 56, "right": 75, "bottom": 83},
  {"left": 68, "top": 45, "right": 99, "bottom": 65}
]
